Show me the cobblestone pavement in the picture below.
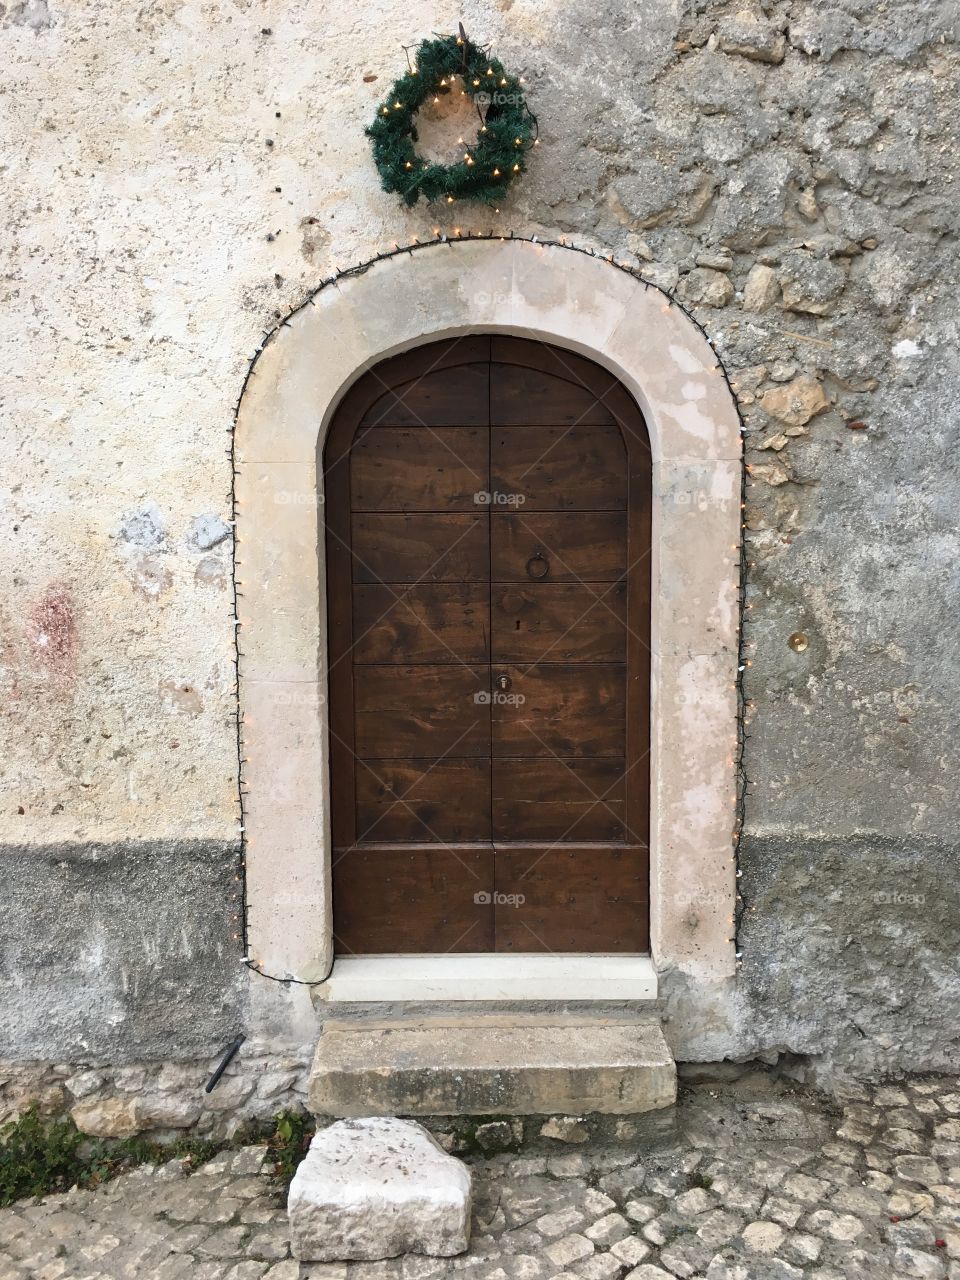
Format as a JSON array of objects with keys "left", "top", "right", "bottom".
[{"left": 2, "top": 1074, "right": 960, "bottom": 1280}]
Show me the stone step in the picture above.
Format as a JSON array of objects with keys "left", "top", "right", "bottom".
[{"left": 308, "top": 1014, "right": 676, "bottom": 1118}]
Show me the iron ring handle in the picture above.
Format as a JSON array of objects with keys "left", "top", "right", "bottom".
[{"left": 526, "top": 550, "right": 549, "bottom": 580}]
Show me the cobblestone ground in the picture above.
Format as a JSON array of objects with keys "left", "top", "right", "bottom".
[{"left": 2, "top": 1074, "right": 960, "bottom": 1280}]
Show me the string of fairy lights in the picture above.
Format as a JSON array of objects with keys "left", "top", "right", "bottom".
[{"left": 228, "top": 232, "right": 751, "bottom": 984}]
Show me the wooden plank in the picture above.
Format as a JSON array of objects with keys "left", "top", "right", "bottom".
[
  {"left": 353, "top": 584, "right": 490, "bottom": 664},
  {"left": 491, "top": 511, "right": 627, "bottom": 583},
  {"left": 354, "top": 664, "right": 490, "bottom": 758},
  {"left": 333, "top": 844, "right": 495, "bottom": 953},
  {"left": 490, "top": 362, "right": 617, "bottom": 426},
  {"left": 352, "top": 514, "right": 489, "bottom": 583},
  {"left": 491, "top": 582, "right": 626, "bottom": 664},
  {"left": 493, "top": 845, "right": 648, "bottom": 952},
  {"left": 491, "top": 665, "right": 626, "bottom": 758},
  {"left": 359, "top": 362, "right": 490, "bottom": 427},
  {"left": 352, "top": 426, "right": 488, "bottom": 512},
  {"left": 492, "top": 758, "right": 625, "bottom": 842},
  {"left": 356, "top": 758, "right": 491, "bottom": 843},
  {"left": 491, "top": 423, "right": 626, "bottom": 510}
]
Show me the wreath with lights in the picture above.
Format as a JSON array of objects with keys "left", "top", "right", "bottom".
[{"left": 366, "top": 26, "right": 538, "bottom": 208}]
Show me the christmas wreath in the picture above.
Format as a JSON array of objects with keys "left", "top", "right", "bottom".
[{"left": 366, "top": 28, "right": 538, "bottom": 207}]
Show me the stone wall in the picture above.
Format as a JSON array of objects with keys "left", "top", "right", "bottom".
[{"left": 3, "top": 0, "right": 959, "bottom": 1119}]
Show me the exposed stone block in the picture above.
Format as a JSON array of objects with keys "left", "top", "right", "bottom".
[
  {"left": 287, "top": 1118, "right": 471, "bottom": 1261},
  {"left": 717, "top": 10, "right": 786, "bottom": 63},
  {"left": 71, "top": 1097, "right": 140, "bottom": 1138}
]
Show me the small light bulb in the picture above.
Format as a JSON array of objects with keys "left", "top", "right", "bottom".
[
  {"left": 512, "top": 162, "right": 520, "bottom": 171},
  {"left": 492, "top": 167, "right": 501, "bottom": 176}
]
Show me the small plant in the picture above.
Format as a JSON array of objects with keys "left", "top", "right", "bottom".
[
  {"left": 267, "top": 1110, "right": 314, "bottom": 1190},
  {"left": 0, "top": 1107, "right": 86, "bottom": 1206},
  {"left": 0, "top": 1107, "right": 226, "bottom": 1208}
]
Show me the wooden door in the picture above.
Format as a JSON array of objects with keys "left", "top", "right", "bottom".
[{"left": 325, "top": 336, "right": 650, "bottom": 955}]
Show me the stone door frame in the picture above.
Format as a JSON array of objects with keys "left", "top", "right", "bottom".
[{"left": 235, "top": 238, "right": 742, "bottom": 991}]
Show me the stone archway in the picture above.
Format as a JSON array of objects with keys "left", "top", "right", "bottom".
[{"left": 235, "top": 238, "right": 741, "bottom": 991}]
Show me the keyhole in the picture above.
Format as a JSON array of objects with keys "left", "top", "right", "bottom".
[{"left": 515, "top": 619, "right": 521, "bottom": 630}]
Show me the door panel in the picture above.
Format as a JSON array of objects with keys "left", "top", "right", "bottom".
[
  {"left": 491, "top": 582, "right": 627, "bottom": 664},
  {"left": 491, "top": 364, "right": 618, "bottom": 425},
  {"left": 353, "top": 584, "right": 489, "bottom": 664},
  {"left": 325, "top": 337, "right": 650, "bottom": 955},
  {"left": 333, "top": 845, "right": 495, "bottom": 953},
  {"left": 352, "top": 426, "right": 487, "bottom": 512},
  {"left": 354, "top": 665, "right": 490, "bottom": 758},
  {"left": 494, "top": 845, "right": 648, "bottom": 951},
  {"left": 491, "top": 665, "right": 627, "bottom": 758},
  {"left": 491, "top": 423, "right": 627, "bottom": 510},
  {"left": 352, "top": 514, "right": 488, "bottom": 584},
  {"left": 491, "top": 512, "right": 627, "bottom": 582},
  {"left": 492, "top": 758, "right": 625, "bottom": 841},
  {"left": 359, "top": 361, "right": 490, "bottom": 428},
  {"left": 357, "top": 759, "right": 491, "bottom": 842}
]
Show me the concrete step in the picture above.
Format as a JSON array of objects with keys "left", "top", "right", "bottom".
[{"left": 308, "top": 1015, "right": 676, "bottom": 1118}]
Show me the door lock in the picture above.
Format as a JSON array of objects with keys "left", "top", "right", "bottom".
[{"left": 495, "top": 673, "right": 512, "bottom": 692}]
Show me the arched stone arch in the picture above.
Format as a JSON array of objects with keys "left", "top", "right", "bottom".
[{"left": 235, "top": 238, "right": 741, "bottom": 992}]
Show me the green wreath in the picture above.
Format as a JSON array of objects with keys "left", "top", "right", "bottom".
[{"left": 366, "top": 29, "right": 538, "bottom": 208}]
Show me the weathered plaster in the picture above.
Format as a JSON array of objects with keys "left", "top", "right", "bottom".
[{"left": 2, "top": 0, "right": 959, "bottom": 1092}]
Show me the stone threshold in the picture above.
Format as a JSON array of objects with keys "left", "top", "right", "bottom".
[
  {"left": 318, "top": 954, "right": 658, "bottom": 1003},
  {"left": 309, "top": 1014, "right": 677, "bottom": 1118}
]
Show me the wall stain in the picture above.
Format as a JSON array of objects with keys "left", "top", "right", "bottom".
[{"left": 28, "top": 583, "right": 76, "bottom": 685}]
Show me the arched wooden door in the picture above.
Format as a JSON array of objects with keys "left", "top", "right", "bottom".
[{"left": 324, "top": 336, "right": 651, "bottom": 955}]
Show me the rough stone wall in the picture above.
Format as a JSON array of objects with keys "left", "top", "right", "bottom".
[{"left": 2, "top": 0, "right": 959, "bottom": 1114}]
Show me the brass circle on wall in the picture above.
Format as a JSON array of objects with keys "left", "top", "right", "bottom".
[{"left": 788, "top": 631, "right": 809, "bottom": 652}]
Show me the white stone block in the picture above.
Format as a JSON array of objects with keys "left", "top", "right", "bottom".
[{"left": 287, "top": 1118, "right": 472, "bottom": 1261}]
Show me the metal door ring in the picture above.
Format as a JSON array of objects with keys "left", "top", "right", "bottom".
[{"left": 526, "top": 551, "right": 549, "bottom": 580}]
